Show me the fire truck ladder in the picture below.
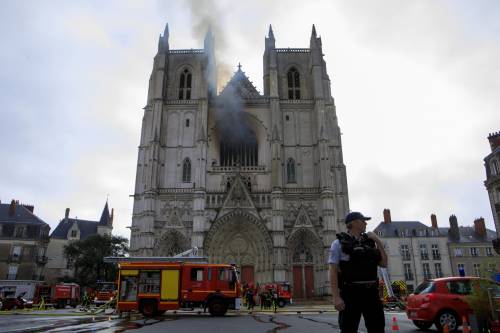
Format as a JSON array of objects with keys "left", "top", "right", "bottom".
[{"left": 104, "top": 247, "right": 208, "bottom": 263}]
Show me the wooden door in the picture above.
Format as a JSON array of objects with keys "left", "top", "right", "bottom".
[
  {"left": 305, "top": 265, "right": 314, "bottom": 298},
  {"left": 293, "top": 265, "right": 303, "bottom": 299},
  {"left": 241, "top": 265, "right": 254, "bottom": 285}
]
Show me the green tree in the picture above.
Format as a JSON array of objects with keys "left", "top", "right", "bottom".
[{"left": 64, "top": 234, "right": 128, "bottom": 288}]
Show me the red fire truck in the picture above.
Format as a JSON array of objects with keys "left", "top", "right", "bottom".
[
  {"left": 110, "top": 257, "right": 241, "bottom": 317},
  {"left": 262, "top": 282, "right": 292, "bottom": 307},
  {"left": 34, "top": 283, "right": 80, "bottom": 308},
  {"left": 93, "top": 281, "right": 116, "bottom": 305}
]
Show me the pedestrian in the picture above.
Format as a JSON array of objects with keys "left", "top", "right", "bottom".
[{"left": 329, "top": 211, "right": 388, "bottom": 333}]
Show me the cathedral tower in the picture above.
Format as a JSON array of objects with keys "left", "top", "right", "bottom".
[{"left": 130, "top": 24, "right": 349, "bottom": 298}]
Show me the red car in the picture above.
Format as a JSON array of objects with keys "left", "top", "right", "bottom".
[
  {"left": 0, "top": 296, "right": 33, "bottom": 310},
  {"left": 406, "top": 277, "right": 500, "bottom": 332}
]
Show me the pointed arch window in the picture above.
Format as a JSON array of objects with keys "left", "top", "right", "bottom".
[
  {"left": 287, "top": 67, "right": 300, "bottom": 99},
  {"left": 287, "top": 158, "right": 296, "bottom": 183},
  {"left": 182, "top": 158, "right": 191, "bottom": 182},
  {"left": 179, "top": 69, "right": 192, "bottom": 100}
]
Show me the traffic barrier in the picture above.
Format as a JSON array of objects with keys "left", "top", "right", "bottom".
[
  {"left": 462, "top": 316, "right": 470, "bottom": 333},
  {"left": 391, "top": 316, "right": 399, "bottom": 332}
]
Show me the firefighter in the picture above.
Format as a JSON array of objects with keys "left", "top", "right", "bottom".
[{"left": 329, "top": 212, "right": 388, "bottom": 333}]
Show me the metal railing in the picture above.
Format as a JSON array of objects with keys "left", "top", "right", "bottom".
[
  {"left": 36, "top": 255, "right": 48, "bottom": 264},
  {"left": 8, "top": 254, "right": 20, "bottom": 262}
]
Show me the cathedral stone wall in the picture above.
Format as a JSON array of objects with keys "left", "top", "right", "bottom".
[{"left": 130, "top": 24, "right": 349, "bottom": 297}]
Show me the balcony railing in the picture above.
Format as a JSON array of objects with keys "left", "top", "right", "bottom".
[
  {"left": 432, "top": 254, "right": 441, "bottom": 260},
  {"left": 6, "top": 274, "right": 17, "bottom": 280},
  {"left": 401, "top": 255, "right": 411, "bottom": 261},
  {"left": 423, "top": 274, "right": 433, "bottom": 280},
  {"left": 36, "top": 255, "right": 48, "bottom": 264},
  {"left": 420, "top": 254, "right": 429, "bottom": 260},
  {"left": 8, "top": 254, "right": 20, "bottom": 263}
]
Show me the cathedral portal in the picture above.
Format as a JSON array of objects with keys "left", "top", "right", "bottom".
[{"left": 204, "top": 211, "right": 274, "bottom": 284}]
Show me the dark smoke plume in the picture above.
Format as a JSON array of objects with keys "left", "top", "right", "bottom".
[{"left": 187, "top": 0, "right": 232, "bottom": 93}]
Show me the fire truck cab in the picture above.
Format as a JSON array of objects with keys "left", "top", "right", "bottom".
[
  {"left": 94, "top": 281, "right": 116, "bottom": 305},
  {"left": 262, "top": 282, "right": 292, "bottom": 307},
  {"left": 115, "top": 258, "right": 241, "bottom": 317}
]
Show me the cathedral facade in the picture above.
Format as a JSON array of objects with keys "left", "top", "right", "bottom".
[{"left": 129, "top": 24, "right": 349, "bottom": 298}]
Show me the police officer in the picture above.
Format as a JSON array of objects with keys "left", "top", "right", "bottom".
[{"left": 329, "top": 212, "right": 388, "bottom": 333}]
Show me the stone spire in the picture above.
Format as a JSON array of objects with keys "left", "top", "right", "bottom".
[
  {"left": 158, "top": 22, "right": 169, "bottom": 54},
  {"left": 265, "top": 24, "right": 276, "bottom": 50},
  {"left": 268, "top": 24, "right": 275, "bottom": 41}
]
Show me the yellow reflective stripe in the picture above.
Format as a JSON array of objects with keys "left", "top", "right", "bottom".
[{"left": 121, "top": 270, "right": 139, "bottom": 276}]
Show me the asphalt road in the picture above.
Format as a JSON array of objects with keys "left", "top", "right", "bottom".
[{"left": 0, "top": 310, "right": 457, "bottom": 333}]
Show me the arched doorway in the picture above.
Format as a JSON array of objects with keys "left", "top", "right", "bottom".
[
  {"left": 287, "top": 228, "right": 324, "bottom": 299},
  {"left": 153, "top": 229, "right": 189, "bottom": 256},
  {"left": 204, "top": 210, "right": 274, "bottom": 284}
]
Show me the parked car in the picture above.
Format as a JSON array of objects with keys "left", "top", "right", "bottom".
[
  {"left": 406, "top": 277, "right": 500, "bottom": 332},
  {"left": 0, "top": 295, "right": 33, "bottom": 310}
]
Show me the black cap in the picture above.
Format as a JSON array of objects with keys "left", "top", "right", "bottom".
[{"left": 344, "top": 212, "right": 371, "bottom": 224}]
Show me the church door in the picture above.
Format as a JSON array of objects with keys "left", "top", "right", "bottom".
[
  {"left": 241, "top": 265, "right": 255, "bottom": 285},
  {"left": 305, "top": 265, "right": 314, "bottom": 298},
  {"left": 293, "top": 265, "right": 303, "bottom": 299}
]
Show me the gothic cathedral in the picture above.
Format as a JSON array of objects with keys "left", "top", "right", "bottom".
[{"left": 129, "top": 24, "right": 349, "bottom": 298}]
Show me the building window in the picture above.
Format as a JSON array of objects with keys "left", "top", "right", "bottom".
[
  {"left": 287, "top": 67, "right": 300, "bottom": 99},
  {"left": 7, "top": 265, "right": 18, "bottom": 280},
  {"left": 431, "top": 244, "right": 440, "bottom": 260},
  {"left": 486, "top": 247, "right": 493, "bottom": 256},
  {"left": 454, "top": 248, "right": 463, "bottom": 257},
  {"left": 15, "top": 227, "right": 24, "bottom": 238},
  {"left": 219, "top": 129, "right": 258, "bottom": 167},
  {"left": 403, "top": 263, "right": 413, "bottom": 281},
  {"left": 423, "top": 263, "right": 432, "bottom": 280},
  {"left": 470, "top": 247, "right": 479, "bottom": 257},
  {"left": 179, "top": 69, "right": 192, "bottom": 100},
  {"left": 182, "top": 158, "right": 191, "bottom": 183},
  {"left": 420, "top": 244, "right": 429, "bottom": 260},
  {"left": 10, "top": 245, "right": 22, "bottom": 262},
  {"left": 185, "top": 119, "right": 190, "bottom": 127},
  {"left": 66, "top": 257, "right": 74, "bottom": 269},
  {"left": 473, "top": 263, "right": 481, "bottom": 277},
  {"left": 434, "top": 263, "right": 443, "bottom": 278},
  {"left": 71, "top": 230, "right": 77, "bottom": 238},
  {"left": 400, "top": 244, "right": 410, "bottom": 261},
  {"left": 286, "top": 158, "right": 296, "bottom": 183},
  {"left": 458, "top": 263, "right": 466, "bottom": 275},
  {"left": 492, "top": 160, "right": 499, "bottom": 175}
]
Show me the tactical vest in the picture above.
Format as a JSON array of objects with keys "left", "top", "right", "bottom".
[{"left": 337, "top": 232, "right": 381, "bottom": 285}]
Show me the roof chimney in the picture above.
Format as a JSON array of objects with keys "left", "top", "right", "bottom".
[
  {"left": 65, "top": 208, "right": 70, "bottom": 220},
  {"left": 487, "top": 131, "right": 500, "bottom": 152},
  {"left": 473, "top": 217, "right": 487, "bottom": 238},
  {"left": 110, "top": 208, "right": 114, "bottom": 226},
  {"left": 449, "top": 214, "right": 460, "bottom": 240},
  {"left": 9, "top": 199, "right": 17, "bottom": 216},
  {"left": 431, "top": 214, "right": 438, "bottom": 229},
  {"left": 383, "top": 209, "right": 391, "bottom": 223}
]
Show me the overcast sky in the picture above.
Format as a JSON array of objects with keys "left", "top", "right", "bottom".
[{"left": 1, "top": 0, "right": 499, "bottom": 239}]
